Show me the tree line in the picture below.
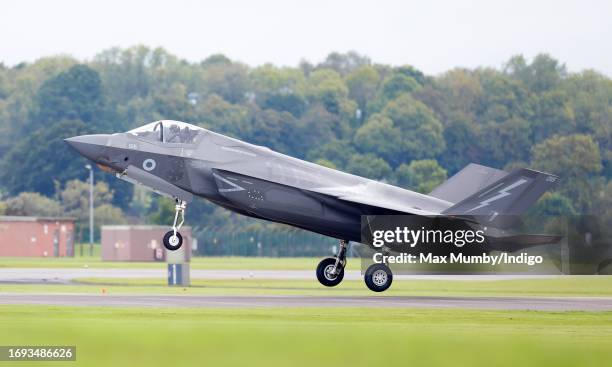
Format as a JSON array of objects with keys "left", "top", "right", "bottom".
[{"left": 0, "top": 47, "right": 609, "bottom": 243}]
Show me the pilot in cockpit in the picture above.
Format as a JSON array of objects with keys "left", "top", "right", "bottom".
[
  {"left": 128, "top": 120, "right": 202, "bottom": 144},
  {"left": 166, "top": 124, "right": 181, "bottom": 143}
]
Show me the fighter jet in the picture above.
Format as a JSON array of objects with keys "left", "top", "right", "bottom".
[{"left": 65, "top": 120, "right": 558, "bottom": 291}]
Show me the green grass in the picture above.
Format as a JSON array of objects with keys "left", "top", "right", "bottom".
[
  {"left": 2, "top": 260, "right": 611, "bottom": 367},
  {"left": 0, "top": 305, "right": 611, "bottom": 367},
  {"left": 1, "top": 276, "right": 612, "bottom": 297},
  {"left": 0, "top": 256, "right": 356, "bottom": 270}
]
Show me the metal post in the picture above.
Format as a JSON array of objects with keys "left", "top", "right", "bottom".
[{"left": 85, "top": 164, "right": 94, "bottom": 257}]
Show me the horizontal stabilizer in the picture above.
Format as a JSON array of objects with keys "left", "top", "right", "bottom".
[
  {"left": 442, "top": 168, "right": 559, "bottom": 216},
  {"left": 429, "top": 163, "right": 508, "bottom": 204}
]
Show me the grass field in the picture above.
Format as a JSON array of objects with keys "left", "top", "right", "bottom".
[
  {"left": 2, "top": 256, "right": 612, "bottom": 367},
  {"left": 0, "top": 255, "right": 354, "bottom": 270},
  {"left": 1, "top": 305, "right": 611, "bottom": 367}
]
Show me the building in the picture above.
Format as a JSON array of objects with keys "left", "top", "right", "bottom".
[
  {"left": 0, "top": 216, "right": 76, "bottom": 257},
  {"left": 101, "top": 225, "right": 192, "bottom": 261}
]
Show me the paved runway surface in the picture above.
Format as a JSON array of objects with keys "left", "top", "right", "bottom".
[
  {"left": 0, "top": 268, "right": 555, "bottom": 282},
  {"left": 1, "top": 293, "right": 611, "bottom": 311}
]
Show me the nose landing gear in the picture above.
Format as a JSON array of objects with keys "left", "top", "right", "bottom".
[{"left": 163, "top": 199, "right": 186, "bottom": 251}]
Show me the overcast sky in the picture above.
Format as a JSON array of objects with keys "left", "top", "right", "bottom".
[{"left": 1, "top": 0, "right": 610, "bottom": 76}]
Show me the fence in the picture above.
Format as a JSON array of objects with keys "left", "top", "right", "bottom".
[{"left": 194, "top": 229, "right": 339, "bottom": 257}]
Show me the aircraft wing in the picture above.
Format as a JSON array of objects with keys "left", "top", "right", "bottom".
[{"left": 313, "top": 185, "right": 442, "bottom": 216}]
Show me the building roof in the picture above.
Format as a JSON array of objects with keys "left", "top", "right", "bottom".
[{"left": 0, "top": 215, "right": 77, "bottom": 222}]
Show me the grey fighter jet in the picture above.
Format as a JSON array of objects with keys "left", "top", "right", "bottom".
[{"left": 66, "top": 120, "right": 558, "bottom": 291}]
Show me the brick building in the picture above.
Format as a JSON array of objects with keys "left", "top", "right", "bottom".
[
  {"left": 0, "top": 216, "right": 76, "bottom": 257},
  {"left": 101, "top": 225, "right": 192, "bottom": 261}
]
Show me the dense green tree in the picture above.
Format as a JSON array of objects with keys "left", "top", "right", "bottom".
[
  {"left": 529, "top": 192, "right": 576, "bottom": 217},
  {"left": 381, "top": 73, "right": 419, "bottom": 101},
  {"left": 395, "top": 160, "right": 447, "bottom": 193},
  {"left": 479, "top": 117, "right": 532, "bottom": 167},
  {"left": 201, "top": 54, "right": 232, "bottom": 67},
  {"left": 59, "top": 179, "right": 114, "bottom": 217},
  {"left": 147, "top": 197, "right": 176, "bottom": 225},
  {"left": 353, "top": 113, "right": 403, "bottom": 165},
  {"left": 476, "top": 68, "right": 531, "bottom": 123},
  {"left": 248, "top": 106, "right": 297, "bottom": 154},
  {"left": 58, "top": 179, "right": 126, "bottom": 240},
  {"left": 346, "top": 153, "right": 392, "bottom": 180},
  {"left": 561, "top": 70, "right": 612, "bottom": 174},
  {"left": 437, "top": 117, "right": 479, "bottom": 173},
  {"left": 307, "top": 140, "right": 357, "bottom": 169},
  {"left": 505, "top": 54, "right": 567, "bottom": 93},
  {"left": 4, "top": 192, "right": 62, "bottom": 217},
  {"left": 395, "top": 65, "right": 427, "bottom": 86},
  {"left": 305, "top": 69, "right": 348, "bottom": 114},
  {"left": 250, "top": 65, "right": 307, "bottom": 117},
  {"left": 151, "top": 83, "right": 195, "bottom": 121},
  {"left": 202, "top": 62, "right": 249, "bottom": 104},
  {"left": 0, "top": 48, "right": 610, "bottom": 236},
  {"left": 430, "top": 68, "right": 483, "bottom": 122},
  {"left": 196, "top": 94, "right": 250, "bottom": 138},
  {"left": 318, "top": 51, "right": 371, "bottom": 75},
  {"left": 530, "top": 89, "right": 575, "bottom": 141},
  {"left": 128, "top": 185, "right": 153, "bottom": 218},
  {"left": 531, "top": 134, "right": 602, "bottom": 177},
  {"left": 289, "top": 104, "right": 349, "bottom": 158},
  {"left": 531, "top": 134, "right": 603, "bottom": 211},
  {"left": 31, "top": 64, "right": 105, "bottom": 128},
  {"left": 0, "top": 119, "right": 92, "bottom": 196},
  {"left": 345, "top": 65, "right": 380, "bottom": 118},
  {"left": 381, "top": 94, "right": 446, "bottom": 161}
]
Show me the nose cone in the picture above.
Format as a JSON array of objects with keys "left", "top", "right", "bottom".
[{"left": 64, "top": 134, "right": 110, "bottom": 162}]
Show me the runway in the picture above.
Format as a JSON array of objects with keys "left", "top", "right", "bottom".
[
  {"left": 0, "top": 268, "right": 555, "bottom": 283},
  {"left": 1, "top": 293, "right": 611, "bottom": 311}
]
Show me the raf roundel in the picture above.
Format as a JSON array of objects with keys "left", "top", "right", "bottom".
[{"left": 142, "top": 158, "right": 156, "bottom": 171}]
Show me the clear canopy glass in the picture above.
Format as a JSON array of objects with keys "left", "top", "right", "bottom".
[{"left": 128, "top": 120, "right": 204, "bottom": 143}]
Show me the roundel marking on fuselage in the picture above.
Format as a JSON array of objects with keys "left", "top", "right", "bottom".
[{"left": 143, "top": 158, "right": 156, "bottom": 171}]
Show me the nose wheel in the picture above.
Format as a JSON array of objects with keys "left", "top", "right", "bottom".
[{"left": 163, "top": 200, "right": 186, "bottom": 251}]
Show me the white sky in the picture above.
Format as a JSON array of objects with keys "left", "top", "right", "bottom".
[{"left": 1, "top": 0, "right": 610, "bottom": 76}]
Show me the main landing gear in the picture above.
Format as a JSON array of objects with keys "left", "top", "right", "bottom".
[
  {"left": 163, "top": 199, "right": 186, "bottom": 251},
  {"left": 316, "top": 240, "right": 348, "bottom": 287},
  {"left": 364, "top": 263, "right": 393, "bottom": 292},
  {"left": 316, "top": 240, "right": 394, "bottom": 292}
]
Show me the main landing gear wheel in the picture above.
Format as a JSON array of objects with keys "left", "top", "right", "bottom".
[
  {"left": 364, "top": 263, "right": 393, "bottom": 292},
  {"left": 163, "top": 231, "right": 183, "bottom": 251},
  {"left": 317, "top": 257, "right": 345, "bottom": 287},
  {"left": 316, "top": 240, "right": 349, "bottom": 287},
  {"left": 163, "top": 199, "right": 187, "bottom": 251}
]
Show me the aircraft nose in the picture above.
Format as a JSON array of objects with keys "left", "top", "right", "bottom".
[{"left": 64, "top": 134, "right": 110, "bottom": 162}]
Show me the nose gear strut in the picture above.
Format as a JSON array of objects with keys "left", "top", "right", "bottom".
[{"left": 163, "top": 199, "right": 187, "bottom": 251}]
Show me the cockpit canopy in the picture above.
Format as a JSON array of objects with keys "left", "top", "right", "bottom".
[{"left": 128, "top": 120, "right": 204, "bottom": 144}]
